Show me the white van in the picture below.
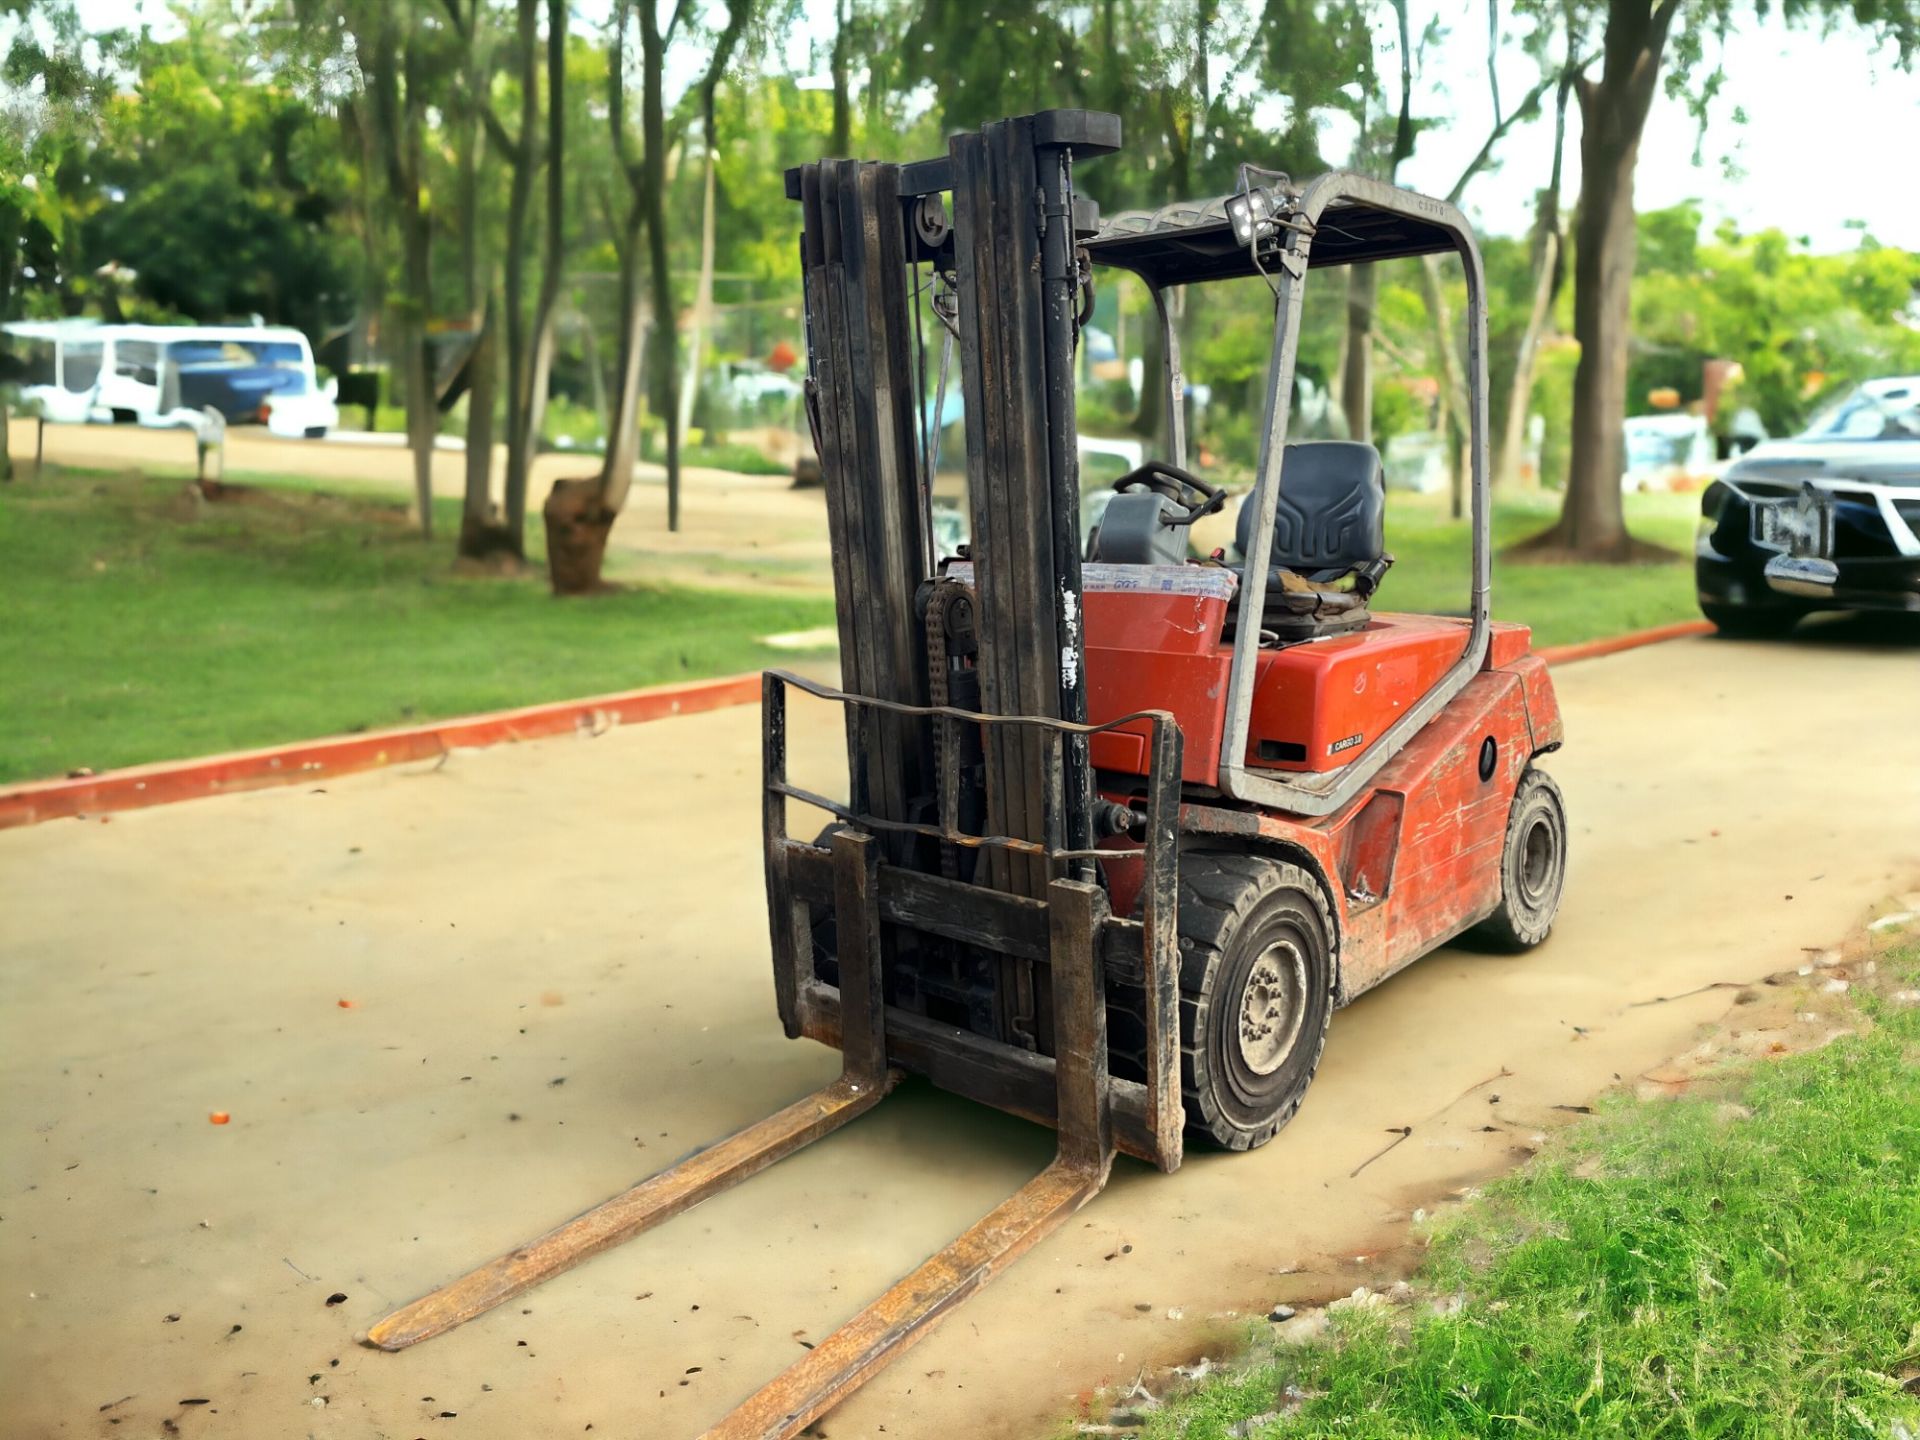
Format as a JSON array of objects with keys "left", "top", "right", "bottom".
[
  {"left": 4, "top": 321, "right": 339, "bottom": 438},
  {"left": 2, "top": 318, "right": 107, "bottom": 423}
]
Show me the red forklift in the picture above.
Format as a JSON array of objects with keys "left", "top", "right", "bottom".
[{"left": 368, "top": 110, "right": 1568, "bottom": 1438}]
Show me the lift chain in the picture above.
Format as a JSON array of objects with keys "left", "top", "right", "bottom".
[{"left": 923, "top": 577, "right": 971, "bottom": 880}]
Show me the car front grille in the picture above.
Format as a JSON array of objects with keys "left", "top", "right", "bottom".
[{"left": 1830, "top": 494, "right": 1898, "bottom": 559}]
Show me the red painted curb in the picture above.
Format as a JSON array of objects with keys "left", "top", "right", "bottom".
[
  {"left": 1536, "top": 619, "right": 1713, "bottom": 666},
  {"left": 0, "top": 671, "right": 764, "bottom": 831}
]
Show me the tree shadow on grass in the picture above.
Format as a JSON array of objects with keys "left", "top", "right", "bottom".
[{"left": 1500, "top": 522, "right": 1682, "bottom": 566}]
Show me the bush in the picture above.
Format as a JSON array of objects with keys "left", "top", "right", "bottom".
[
  {"left": 1076, "top": 378, "right": 1138, "bottom": 436},
  {"left": 1371, "top": 380, "right": 1425, "bottom": 447},
  {"left": 542, "top": 394, "right": 607, "bottom": 453}
]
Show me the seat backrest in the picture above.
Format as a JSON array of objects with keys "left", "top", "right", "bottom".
[{"left": 1234, "top": 440, "right": 1385, "bottom": 577}]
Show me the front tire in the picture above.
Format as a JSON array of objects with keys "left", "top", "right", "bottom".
[
  {"left": 1474, "top": 767, "right": 1568, "bottom": 950},
  {"left": 1111, "top": 853, "right": 1336, "bottom": 1152}
]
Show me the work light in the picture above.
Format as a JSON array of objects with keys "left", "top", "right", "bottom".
[{"left": 1227, "top": 186, "right": 1275, "bottom": 246}]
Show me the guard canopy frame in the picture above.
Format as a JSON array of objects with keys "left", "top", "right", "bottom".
[{"left": 1084, "top": 170, "right": 1494, "bottom": 818}]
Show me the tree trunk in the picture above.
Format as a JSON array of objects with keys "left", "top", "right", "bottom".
[
  {"left": 549, "top": 0, "right": 741, "bottom": 593},
  {"left": 830, "top": 0, "right": 851, "bottom": 155},
  {"left": 676, "top": 143, "right": 718, "bottom": 442},
  {"left": 459, "top": 296, "right": 520, "bottom": 564},
  {"left": 497, "top": 0, "right": 539, "bottom": 552},
  {"left": 1494, "top": 65, "right": 1572, "bottom": 493},
  {"left": 1495, "top": 228, "right": 1558, "bottom": 491},
  {"left": 347, "top": 14, "right": 431, "bottom": 527},
  {"left": 600, "top": 222, "right": 648, "bottom": 514},
  {"left": 460, "top": 120, "right": 483, "bottom": 316},
  {"left": 582, "top": 308, "right": 608, "bottom": 435},
  {"left": 1341, "top": 0, "right": 1412, "bottom": 450},
  {"left": 526, "top": 312, "right": 556, "bottom": 463},
  {"left": 1341, "top": 264, "right": 1375, "bottom": 443},
  {"left": 1, "top": 212, "right": 14, "bottom": 481},
  {"left": 521, "top": 0, "right": 567, "bottom": 528},
  {"left": 543, "top": 475, "right": 616, "bottom": 594},
  {"left": 400, "top": 32, "right": 438, "bottom": 538},
  {"left": 401, "top": 199, "right": 436, "bottom": 537},
  {"left": 1526, "top": 0, "right": 1680, "bottom": 561},
  {"left": 1560, "top": 137, "right": 1637, "bottom": 552},
  {"left": 639, "top": 1, "right": 680, "bottom": 532},
  {"left": 567, "top": 0, "right": 646, "bottom": 601},
  {"left": 499, "top": 225, "right": 529, "bottom": 539},
  {"left": 1419, "top": 255, "right": 1470, "bottom": 520},
  {"left": 347, "top": 106, "right": 384, "bottom": 382},
  {"left": 550, "top": 0, "right": 640, "bottom": 598}
]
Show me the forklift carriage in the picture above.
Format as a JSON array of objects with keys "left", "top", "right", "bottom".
[{"left": 368, "top": 110, "right": 1568, "bottom": 1440}]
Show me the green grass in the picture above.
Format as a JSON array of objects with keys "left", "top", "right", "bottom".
[
  {"left": 1376, "top": 489, "right": 1701, "bottom": 649},
  {"left": 1131, "top": 938, "right": 1920, "bottom": 1440},
  {"left": 0, "top": 467, "right": 834, "bottom": 783}
]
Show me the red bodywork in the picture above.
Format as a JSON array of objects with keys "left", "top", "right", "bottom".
[{"left": 1081, "top": 569, "right": 1563, "bottom": 1003}]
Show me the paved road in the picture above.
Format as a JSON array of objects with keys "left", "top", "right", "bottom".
[{"left": 2, "top": 622, "right": 1916, "bottom": 1438}]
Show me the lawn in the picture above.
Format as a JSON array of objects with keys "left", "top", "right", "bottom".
[
  {"left": 1376, "top": 488, "right": 1701, "bottom": 649},
  {"left": 1121, "top": 931, "right": 1920, "bottom": 1440},
  {"left": 0, "top": 467, "right": 834, "bottom": 783}
]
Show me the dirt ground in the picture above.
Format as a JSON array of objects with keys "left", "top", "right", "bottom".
[
  {"left": 2, "top": 621, "right": 1917, "bottom": 1440},
  {"left": 7, "top": 417, "right": 835, "bottom": 596}
]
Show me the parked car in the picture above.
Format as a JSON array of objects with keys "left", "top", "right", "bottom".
[{"left": 1694, "top": 376, "right": 1920, "bottom": 634}]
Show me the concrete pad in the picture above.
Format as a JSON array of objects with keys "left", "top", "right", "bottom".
[{"left": 2, "top": 621, "right": 1917, "bottom": 1437}]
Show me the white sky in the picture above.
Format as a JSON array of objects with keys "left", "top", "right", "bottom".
[
  {"left": 1384, "top": 2, "right": 1920, "bottom": 252},
  {"left": 61, "top": 0, "right": 1920, "bottom": 251}
]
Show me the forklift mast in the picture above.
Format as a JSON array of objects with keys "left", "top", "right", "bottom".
[
  {"left": 764, "top": 110, "right": 1189, "bottom": 1116},
  {"left": 790, "top": 110, "right": 1119, "bottom": 881}
]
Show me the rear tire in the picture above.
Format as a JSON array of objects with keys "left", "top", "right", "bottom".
[
  {"left": 1111, "top": 853, "right": 1336, "bottom": 1152},
  {"left": 1473, "top": 767, "right": 1567, "bottom": 950},
  {"left": 1701, "top": 601, "right": 1800, "bottom": 637}
]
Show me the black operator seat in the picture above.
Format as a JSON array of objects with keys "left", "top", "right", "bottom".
[{"left": 1232, "top": 440, "right": 1393, "bottom": 640}]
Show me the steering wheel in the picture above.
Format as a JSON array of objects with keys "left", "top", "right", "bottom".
[{"left": 1112, "top": 460, "right": 1229, "bottom": 526}]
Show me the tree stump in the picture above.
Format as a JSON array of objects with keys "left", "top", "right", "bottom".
[{"left": 543, "top": 477, "right": 617, "bottom": 595}]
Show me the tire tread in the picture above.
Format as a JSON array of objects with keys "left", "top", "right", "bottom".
[{"left": 1111, "top": 851, "right": 1336, "bottom": 1152}]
